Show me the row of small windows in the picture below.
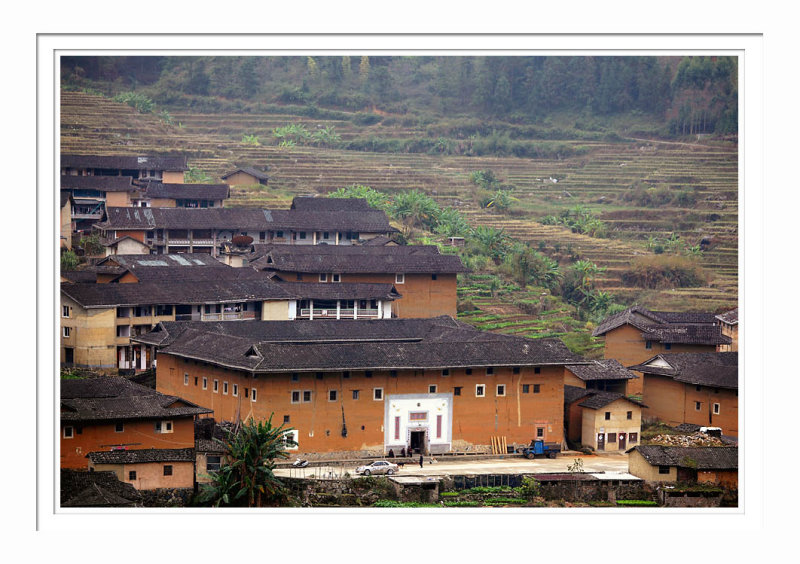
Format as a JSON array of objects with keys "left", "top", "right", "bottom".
[
  {"left": 185, "top": 373, "right": 257, "bottom": 402},
  {"left": 695, "top": 401, "right": 722, "bottom": 414},
  {"left": 128, "top": 465, "right": 173, "bottom": 481},
  {"left": 288, "top": 367, "right": 537, "bottom": 380},
  {"left": 63, "top": 420, "right": 172, "bottom": 438},
  {"left": 286, "top": 383, "right": 544, "bottom": 402}
]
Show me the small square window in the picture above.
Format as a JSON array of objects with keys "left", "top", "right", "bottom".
[
  {"left": 695, "top": 401, "right": 702, "bottom": 411},
  {"left": 476, "top": 385, "right": 485, "bottom": 397},
  {"left": 194, "top": 376, "right": 198, "bottom": 386},
  {"left": 206, "top": 456, "right": 221, "bottom": 472},
  {"left": 163, "top": 465, "right": 173, "bottom": 476},
  {"left": 629, "top": 433, "right": 638, "bottom": 443},
  {"left": 202, "top": 377, "right": 208, "bottom": 390},
  {"left": 129, "top": 471, "right": 137, "bottom": 480},
  {"left": 115, "top": 422, "right": 124, "bottom": 433},
  {"left": 608, "top": 433, "right": 617, "bottom": 443},
  {"left": 365, "top": 371, "right": 373, "bottom": 378},
  {"left": 343, "top": 371, "right": 350, "bottom": 379},
  {"left": 696, "top": 385, "right": 702, "bottom": 391},
  {"left": 429, "top": 385, "right": 437, "bottom": 394},
  {"left": 665, "top": 343, "right": 672, "bottom": 350},
  {"left": 329, "top": 390, "right": 338, "bottom": 402},
  {"left": 251, "top": 388, "right": 257, "bottom": 402},
  {"left": 284, "top": 415, "right": 290, "bottom": 424},
  {"left": 536, "top": 427, "right": 544, "bottom": 438},
  {"left": 291, "top": 390, "right": 301, "bottom": 403},
  {"left": 213, "top": 379, "right": 219, "bottom": 393},
  {"left": 496, "top": 384, "right": 506, "bottom": 397},
  {"left": 627, "top": 411, "right": 633, "bottom": 420},
  {"left": 62, "top": 305, "right": 70, "bottom": 318},
  {"left": 713, "top": 403, "right": 720, "bottom": 415},
  {"left": 374, "top": 388, "right": 383, "bottom": 401},
  {"left": 184, "top": 373, "right": 189, "bottom": 386},
  {"left": 486, "top": 367, "right": 494, "bottom": 375},
  {"left": 513, "top": 367, "right": 520, "bottom": 374},
  {"left": 395, "top": 273, "right": 405, "bottom": 284},
  {"left": 533, "top": 384, "right": 540, "bottom": 394},
  {"left": 431, "top": 274, "right": 438, "bottom": 280},
  {"left": 233, "top": 384, "right": 238, "bottom": 397},
  {"left": 522, "top": 384, "right": 530, "bottom": 394},
  {"left": 352, "top": 390, "right": 360, "bottom": 400},
  {"left": 291, "top": 373, "right": 299, "bottom": 382},
  {"left": 63, "top": 426, "right": 73, "bottom": 439},
  {"left": 223, "top": 382, "right": 229, "bottom": 395},
  {"left": 319, "top": 273, "right": 328, "bottom": 282},
  {"left": 466, "top": 368, "right": 472, "bottom": 375},
  {"left": 645, "top": 341, "right": 652, "bottom": 350},
  {"left": 534, "top": 367, "right": 541, "bottom": 374},
  {"left": 442, "top": 369, "right": 449, "bottom": 377},
  {"left": 604, "top": 412, "right": 611, "bottom": 421},
  {"left": 303, "top": 390, "right": 312, "bottom": 402},
  {"left": 390, "top": 370, "right": 398, "bottom": 378},
  {"left": 316, "top": 372, "right": 324, "bottom": 380},
  {"left": 454, "top": 386, "right": 462, "bottom": 396},
  {"left": 658, "top": 465, "right": 670, "bottom": 475},
  {"left": 244, "top": 388, "right": 249, "bottom": 399},
  {"left": 62, "top": 327, "right": 71, "bottom": 338},
  {"left": 332, "top": 274, "right": 341, "bottom": 283}
]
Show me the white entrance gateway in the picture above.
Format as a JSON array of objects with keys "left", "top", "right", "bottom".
[{"left": 384, "top": 394, "right": 453, "bottom": 455}]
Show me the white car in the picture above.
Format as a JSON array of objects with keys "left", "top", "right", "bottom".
[{"left": 356, "top": 460, "right": 399, "bottom": 476}]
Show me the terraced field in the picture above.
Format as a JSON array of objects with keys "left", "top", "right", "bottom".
[{"left": 60, "top": 90, "right": 738, "bottom": 316}]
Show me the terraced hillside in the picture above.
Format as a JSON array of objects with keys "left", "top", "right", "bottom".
[{"left": 60, "top": 90, "right": 738, "bottom": 315}]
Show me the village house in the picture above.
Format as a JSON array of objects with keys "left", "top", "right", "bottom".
[
  {"left": 564, "top": 385, "right": 644, "bottom": 451},
  {"left": 592, "top": 306, "right": 731, "bottom": 395},
  {"left": 627, "top": 445, "right": 738, "bottom": 489},
  {"left": 629, "top": 352, "right": 738, "bottom": 437},
  {"left": 563, "top": 359, "right": 638, "bottom": 395},
  {"left": 716, "top": 308, "right": 738, "bottom": 352},
  {"left": 60, "top": 377, "right": 211, "bottom": 489},
  {"left": 133, "top": 316, "right": 586, "bottom": 456},
  {"left": 93, "top": 197, "right": 398, "bottom": 256},
  {"left": 61, "top": 154, "right": 189, "bottom": 183},
  {"left": 221, "top": 166, "right": 269, "bottom": 186},
  {"left": 61, "top": 192, "right": 73, "bottom": 249},
  {"left": 244, "top": 244, "right": 469, "bottom": 318}
]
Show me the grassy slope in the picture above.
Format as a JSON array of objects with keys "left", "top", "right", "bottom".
[{"left": 60, "top": 91, "right": 738, "bottom": 355}]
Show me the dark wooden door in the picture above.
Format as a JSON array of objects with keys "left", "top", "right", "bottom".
[
  {"left": 597, "top": 433, "right": 605, "bottom": 451},
  {"left": 618, "top": 433, "right": 627, "bottom": 450}
]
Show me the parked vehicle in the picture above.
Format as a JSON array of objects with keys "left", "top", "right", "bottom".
[
  {"left": 292, "top": 458, "right": 309, "bottom": 468},
  {"left": 356, "top": 460, "right": 399, "bottom": 476},
  {"left": 519, "top": 439, "right": 561, "bottom": 459}
]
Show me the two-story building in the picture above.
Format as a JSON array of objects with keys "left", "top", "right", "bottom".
[
  {"left": 61, "top": 154, "right": 189, "bottom": 183},
  {"left": 246, "top": 244, "right": 469, "bottom": 318},
  {"left": 564, "top": 385, "right": 645, "bottom": 451},
  {"left": 627, "top": 445, "right": 738, "bottom": 488},
  {"left": 715, "top": 308, "right": 739, "bottom": 352},
  {"left": 221, "top": 166, "right": 269, "bottom": 187},
  {"left": 60, "top": 377, "right": 211, "bottom": 492},
  {"left": 134, "top": 316, "right": 586, "bottom": 456},
  {"left": 592, "top": 306, "right": 731, "bottom": 395},
  {"left": 629, "top": 352, "right": 738, "bottom": 437}
]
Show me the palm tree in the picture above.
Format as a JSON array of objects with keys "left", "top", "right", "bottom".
[
  {"left": 472, "top": 225, "right": 510, "bottom": 261},
  {"left": 390, "top": 190, "right": 441, "bottom": 231},
  {"left": 196, "top": 415, "right": 295, "bottom": 508}
]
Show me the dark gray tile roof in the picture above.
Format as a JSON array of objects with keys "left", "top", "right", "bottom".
[
  {"left": 61, "top": 154, "right": 189, "bottom": 171},
  {"left": 141, "top": 182, "right": 230, "bottom": 201},
  {"left": 565, "top": 359, "right": 638, "bottom": 381},
  {"left": 98, "top": 206, "right": 397, "bottom": 233},
  {"left": 138, "top": 316, "right": 587, "bottom": 373},
  {"left": 60, "top": 175, "right": 137, "bottom": 192},
  {"left": 629, "top": 352, "right": 738, "bottom": 389},
  {"left": 61, "top": 278, "right": 296, "bottom": 308},
  {"left": 61, "top": 377, "right": 212, "bottom": 423},
  {"left": 60, "top": 469, "right": 142, "bottom": 507},
  {"left": 290, "top": 197, "right": 373, "bottom": 212},
  {"left": 61, "top": 270, "right": 98, "bottom": 283},
  {"left": 716, "top": 308, "right": 738, "bottom": 325},
  {"left": 362, "top": 235, "right": 397, "bottom": 246},
  {"left": 96, "top": 254, "right": 262, "bottom": 283},
  {"left": 577, "top": 390, "right": 646, "bottom": 409},
  {"left": 275, "top": 282, "right": 401, "bottom": 301},
  {"left": 592, "top": 306, "right": 729, "bottom": 345},
  {"left": 221, "top": 166, "right": 269, "bottom": 181},
  {"left": 564, "top": 385, "right": 594, "bottom": 405},
  {"left": 87, "top": 447, "right": 195, "bottom": 464},
  {"left": 249, "top": 244, "right": 469, "bottom": 274},
  {"left": 630, "top": 445, "right": 738, "bottom": 470}
]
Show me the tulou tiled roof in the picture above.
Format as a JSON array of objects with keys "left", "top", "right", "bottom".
[
  {"left": 94, "top": 253, "right": 262, "bottom": 283},
  {"left": 630, "top": 445, "right": 738, "bottom": 470},
  {"left": 140, "top": 182, "right": 230, "bottom": 201},
  {"left": 592, "top": 306, "right": 730, "bottom": 346},
  {"left": 565, "top": 359, "right": 638, "bottom": 381},
  {"left": 563, "top": 385, "right": 645, "bottom": 409},
  {"left": 248, "top": 243, "right": 469, "bottom": 274},
  {"left": 221, "top": 166, "right": 269, "bottom": 181},
  {"left": 135, "top": 316, "right": 587, "bottom": 374},
  {"left": 60, "top": 175, "right": 137, "bottom": 192},
  {"left": 98, "top": 206, "right": 397, "bottom": 233},
  {"left": 61, "top": 377, "right": 212, "bottom": 423},
  {"left": 60, "top": 469, "right": 142, "bottom": 507},
  {"left": 716, "top": 308, "right": 739, "bottom": 325},
  {"left": 629, "top": 352, "right": 738, "bottom": 389},
  {"left": 290, "top": 196, "right": 373, "bottom": 212},
  {"left": 61, "top": 154, "right": 189, "bottom": 171},
  {"left": 87, "top": 447, "right": 195, "bottom": 465}
]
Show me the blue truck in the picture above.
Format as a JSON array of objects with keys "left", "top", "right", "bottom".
[{"left": 519, "top": 439, "right": 561, "bottom": 459}]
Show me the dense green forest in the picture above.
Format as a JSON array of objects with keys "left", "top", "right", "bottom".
[{"left": 61, "top": 55, "right": 737, "bottom": 138}]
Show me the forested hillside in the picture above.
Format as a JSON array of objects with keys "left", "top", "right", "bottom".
[{"left": 62, "top": 55, "right": 737, "bottom": 139}]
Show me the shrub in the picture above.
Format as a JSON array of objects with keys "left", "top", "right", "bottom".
[
  {"left": 60, "top": 250, "right": 79, "bottom": 271},
  {"left": 352, "top": 112, "right": 383, "bottom": 125},
  {"left": 113, "top": 91, "right": 154, "bottom": 113},
  {"left": 621, "top": 255, "right": 707, "bottom": 289},
  {"left": 518, "top": 477, "right": 540, "bottom": 499}
]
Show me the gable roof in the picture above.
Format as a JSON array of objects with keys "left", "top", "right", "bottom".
[
  {"left": 563, "top": 385, "right": 645, "bottom": 409},
  {"left": 60, "top": 469, "right": 142, "bottom": 507},
  {"left": 716, "top": 308, "right": 738, "bottom": 325},
  {"left": 100, "top": 236, "right": 153, "bottom": 250},
  {"left": 629, "top": 445, "right": 738, "bottom": 470},
  {"left": 564, "top": 385, "right": 595, "bottom": 405},
  {"left": 134, "top": 316, "right": 587, "bottom": 374},
  {"left": 61, "top": 154, "right": 189, "bottom": 171},
  {"left": 61, "top": 377, "right": 211, "bottom": 423},
  {"left": 592, "top": 306, "right": 729, "bottom": 345},
  {"left": 221, "top": 166, "right": 269, "bottom": 181},
  {"left": 95, "top": 253, "right": 258, "bottom": 283},
  {"left": 290, "top": 197, "right": 373, "bottom": 212},
  {"left": 87, "top": 447, "right": 195, "bottom": 465},
  {"left": 248, "top": 244, "right": 469, "bottom": 274},
  {"left": 98, "top": 206, "right": 397, "bottom": 233},
  {"left": 60, "top": 175, "right": 137, "bottom": 192},
  {"left": 565, "top": 359, "right": 638, "bottom": 381},
  {"left": 629, "top": 352, "right": 738, "bottom": 389},
  {"left": 139, "top": 182, "right": 230, "bottom": 201}
]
